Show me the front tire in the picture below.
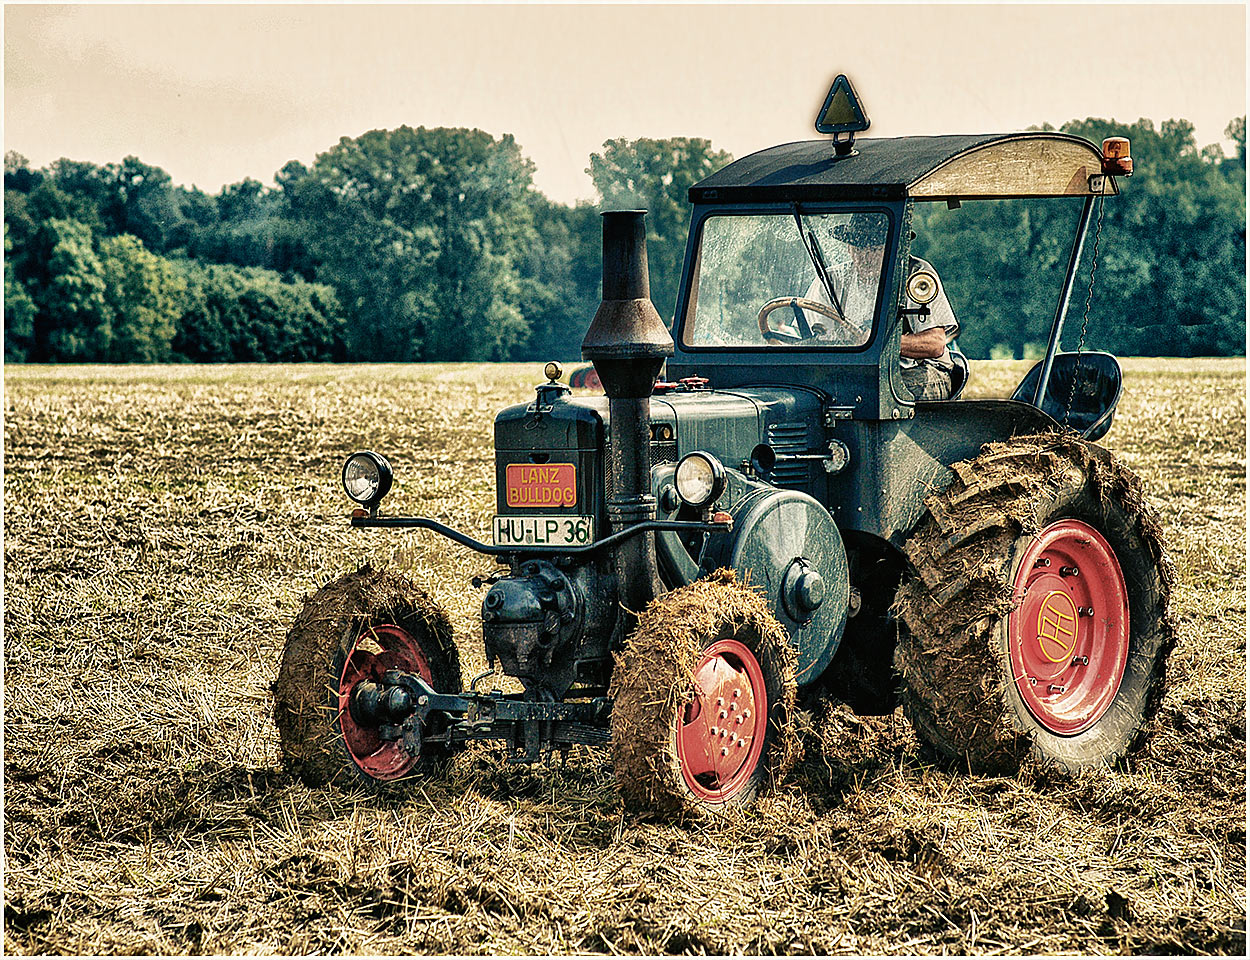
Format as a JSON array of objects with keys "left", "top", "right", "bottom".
[
  {"left": 273, "top": 565, "right": 462, "bottom": 787},
  {"left": 611, "top": 569, "right": 798, "bottom": 816},
  {"left": 894, "top": 434, "right": 1176, "bottom": 773}
]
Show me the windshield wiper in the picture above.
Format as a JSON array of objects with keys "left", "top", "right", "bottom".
[{"left": 792, "top": 205, "right": 845, "bottom": 318}]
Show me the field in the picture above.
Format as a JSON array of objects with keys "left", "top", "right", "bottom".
[{"left": 4, "top": 358, "right": 1245, "bottom": 955}]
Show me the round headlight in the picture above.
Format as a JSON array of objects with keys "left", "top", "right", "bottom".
[
  {"left": 342, "top": 451, "right": 393, "bottom": 505},
  {"left": 674, "top": 452, "right": 726, "bottom": 509},
  {"left": 906, "top": 270, "right": 939, "bottom": 305}
]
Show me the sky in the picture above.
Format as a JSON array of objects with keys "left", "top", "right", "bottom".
[{"left": 4, "top": 3, "right": 1246, "bottom": 204}]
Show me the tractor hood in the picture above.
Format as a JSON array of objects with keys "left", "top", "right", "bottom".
[{"left": 493, "top": 383, "right": 827, "bottom": 521}]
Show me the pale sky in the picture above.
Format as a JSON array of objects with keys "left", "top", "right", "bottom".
[{"left": 4, "top": 3, "right": 1246, "bottom": 204}]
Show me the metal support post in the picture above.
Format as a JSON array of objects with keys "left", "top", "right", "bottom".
[{"left": 1033, "top": 195, "right": 1096, "bottom": 408}]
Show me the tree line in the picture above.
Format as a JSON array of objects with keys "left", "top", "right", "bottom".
[{"left": 4, "top": 116, "right": 1244, "bottom": 364}]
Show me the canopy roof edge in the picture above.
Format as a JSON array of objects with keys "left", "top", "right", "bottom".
[{"left": 689, "top": 132, "right": 1116, "bottom": 203}]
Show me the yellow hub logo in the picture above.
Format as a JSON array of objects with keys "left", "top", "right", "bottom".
[{"left": 1036, "top": 590, "right": 1079, "bottom": 663}]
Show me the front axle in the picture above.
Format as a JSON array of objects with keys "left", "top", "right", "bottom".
[{"left": 349, "top": 669, "right": 612, "bottom": 764}]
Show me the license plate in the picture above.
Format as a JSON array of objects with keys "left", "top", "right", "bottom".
[
  {"left": 493, "top": 515, "right": 595, "bottom": 547},
  {"left": 505, "top": 462, "right": 577, "bottom": 508}
]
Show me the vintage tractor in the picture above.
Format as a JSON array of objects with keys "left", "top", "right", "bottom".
[{"left": 274, "top": 77, "right": 1175, "bottom": 815}]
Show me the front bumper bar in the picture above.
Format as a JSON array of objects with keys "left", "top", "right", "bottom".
[{"left": 349, "top": 513, "right": 731, "bottom": 559}]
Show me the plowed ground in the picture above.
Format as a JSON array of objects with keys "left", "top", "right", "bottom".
[{"left": 4, "top": 359, "right": 1245, "bottom": 955}]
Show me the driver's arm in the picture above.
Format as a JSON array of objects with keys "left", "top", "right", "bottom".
[{"left": 900, "top": 327, "right": 949, "bottom": 359}]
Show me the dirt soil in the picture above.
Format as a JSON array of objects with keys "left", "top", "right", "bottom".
[{"left": 4, "top": 359, "right": 1245, "bottom": 955}]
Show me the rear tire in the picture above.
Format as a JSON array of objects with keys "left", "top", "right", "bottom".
[
  {"left": 273, "top": 565, "right": 462, "bottom": 787},
  {"left": 894, "top": 434, "right": 1176, "bottom": 773},
  {"left": 611, "top": 569, "right": 798, "bottom": 817}
]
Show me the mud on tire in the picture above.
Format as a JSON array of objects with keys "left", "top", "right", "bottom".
[
  {"left": 894, "top": 433, "right": 1176, "bottom": 773},
  {"left": 610, "top": 569, "right": 799, "bottom": 817},
  {"left": 273, "top": 565, "right": 462, "bottom": 787}
]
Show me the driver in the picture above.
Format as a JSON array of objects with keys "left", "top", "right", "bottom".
[{"left": 805, "top": 213, "right": 960, "bottom": 401}]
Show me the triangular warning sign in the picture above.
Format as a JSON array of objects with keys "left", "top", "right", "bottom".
[{"left": 815, "top": 75, "right": 871, "bottom": 135}]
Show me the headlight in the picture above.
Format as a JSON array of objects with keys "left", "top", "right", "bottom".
[
  {"left": 342, "top": 451, "right": 393, "bottom": 506},
  {"left": 906, "top": 270, "right": 939, "bottom": 305},
  {"left": 674, "top": 452, "right": 726, "bottom": 509}
]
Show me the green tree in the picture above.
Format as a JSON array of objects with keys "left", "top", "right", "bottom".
[
  {"left": 586, "top": 137, "right": 732, "bottom": 324},
  {"left": 513, "top": 197, "right": 602, "bottom": 361},
  {"left": 1061, "top": 117, "right": 1245, "bottom": 356},
  {"left": 285, "top": 126, "right": 539, "bottom": 360},
  {"left": 4, "top": 150, "right": 40, "bottom": 193},
  {"left": 173, "top": 262, "right": 233, "bottom": 362},
  {"left": 171, "top": 261, "right": 345, "bottom": 363},
  {"left": 4, "top": 223, "right": 37, "bottom": 360},
  {"left": 102, "top": 156, "right": 187, "bottom": 253},
  {"left": 98, "top": 234, "right": 186, "bottom": 362},
  {"left": 25, "top": 218, "right": 111, "bottom": 360},
  {"left": 43, "top": 159, "right": 113, "bottom": 234}
]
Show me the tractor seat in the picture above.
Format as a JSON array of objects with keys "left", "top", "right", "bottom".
[{"left": 1010, "top": 351, "right": 1123, "bottom": 441}]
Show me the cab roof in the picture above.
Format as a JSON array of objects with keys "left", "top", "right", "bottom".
[{"left": 689, "top": 132, "right": 1116, "bottom": 204}]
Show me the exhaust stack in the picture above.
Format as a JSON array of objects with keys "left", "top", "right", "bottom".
[{"left": 582, "top": 211, "right": 674, "bottom": 613}]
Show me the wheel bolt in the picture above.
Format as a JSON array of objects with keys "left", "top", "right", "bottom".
[
  {"left": 736, "top": 716, "right": 744, "bottom": 725},
  {"left": 1035, "top": 557, "right": 1051, "bottom": 568},
  {"left": 716, "top": 698, "right": 724, "bottom": 707},
  {"left": 711, "top": 726, "right": 719, "bottom": 736},
  {"left": 1072, "top": 655, "right": 1090, "bottom": 666},
  {"left": 1028, "top": 676, "right": 1037, "bottom": 686},
  {"left": 719, "top": 709, "right": 728, "bottom": 719},
  {"left": 1048, "top": 684, "right": 1066, "bottom": 693},
  {"left": 733, "top": 689, "right": 741, "bottom": 698},
  {"left": 720, "top": 729, "right": 728, "bottom": 738},
  {"left": 742, "top": 709, "right": 751, "bottom": 719},
  {"left": 721, "top": 747, "right": 729, "bottom": 756},
  {"left": 1078, "top": 607, "right": 1094, "bottom": 617},
  {"left": 1060, "top": 566, "right": 1079, "bottom": 578}
]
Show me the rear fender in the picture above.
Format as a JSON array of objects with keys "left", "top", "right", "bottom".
[{"left": 826, "top": 399, "right": 1060, "bottom": 548}]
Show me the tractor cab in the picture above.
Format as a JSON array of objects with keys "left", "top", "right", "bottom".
[{"left": 666, "top": 75, "right": 1130, "bottom": 437}]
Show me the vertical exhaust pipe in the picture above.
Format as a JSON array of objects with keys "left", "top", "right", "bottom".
[{"left": 582, "top": 211, "right": 674, "bottom": 614}]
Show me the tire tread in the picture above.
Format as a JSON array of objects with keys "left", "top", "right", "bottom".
[{"left": 893, "top": 433, "right": 1176, "bottom": 773}]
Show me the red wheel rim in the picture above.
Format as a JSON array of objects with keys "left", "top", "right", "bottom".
[
  {"left": 338, "top": 623, "right": 433, "bottom": 779},
  {"left": 675, "top": 639, "right": 769, "bottom": 803},
  {"left": 1009, "top": 519, "right": 1130, "bottom": 735}
]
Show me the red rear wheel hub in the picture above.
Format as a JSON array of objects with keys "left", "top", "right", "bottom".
[
  {"left": 1009, "top": 519, "right": 1129, "bottom": 735},
  {"left": 676, "top": 639, "right": 769, "bottom": 803},
  {"left": 338, "top": 624, "right": 433, "bottom": 779}
]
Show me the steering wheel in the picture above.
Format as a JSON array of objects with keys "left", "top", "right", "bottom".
[{"left": 757, "top": 296, "right": 864, "bottom": 344}]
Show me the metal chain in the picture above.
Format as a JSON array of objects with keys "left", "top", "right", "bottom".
[{"left": 1064, "top": 196, "right": 1104, "bottom": 430}]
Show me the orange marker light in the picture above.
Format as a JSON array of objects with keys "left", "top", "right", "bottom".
[{"left": 1101, "top": 137, "right": 1133, "bottom": 176}]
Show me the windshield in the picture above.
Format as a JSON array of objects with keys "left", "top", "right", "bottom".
[{"left": 681, "top": 210, "right": 890, "bottom": 349}]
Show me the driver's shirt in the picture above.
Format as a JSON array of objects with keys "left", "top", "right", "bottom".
[{"left": 805, "top": 256, "right": 959, "bottom": 371}]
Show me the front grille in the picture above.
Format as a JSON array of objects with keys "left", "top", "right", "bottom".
[
  {"left": 652, "top": 440, "right": 678, "bottom": 465},
  {"left": 604, "top": 433, "right": 678, "bottom": 502},
  {"left": 767, "top": 421, "right": 809, "bottom": 485}
]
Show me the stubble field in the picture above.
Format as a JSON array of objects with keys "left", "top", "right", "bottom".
[{"left": 3, "top": 358, "right": 1246, "bottom": 955}]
